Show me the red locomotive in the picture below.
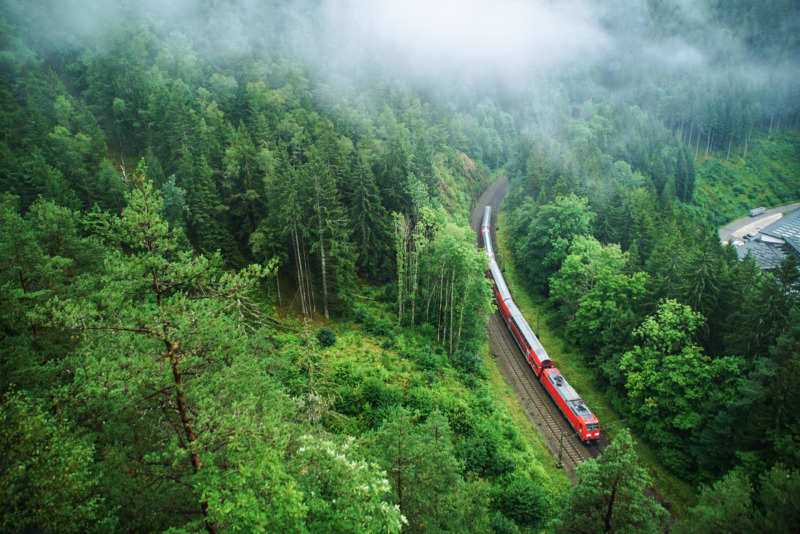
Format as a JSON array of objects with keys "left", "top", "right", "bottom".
[{"left": 482, "top": 206, "right": 600, "bottom": 444}]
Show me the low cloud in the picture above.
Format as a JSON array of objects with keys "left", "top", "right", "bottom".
[{"left": 326, "top": 0, "right": 613, "bottom": 79}]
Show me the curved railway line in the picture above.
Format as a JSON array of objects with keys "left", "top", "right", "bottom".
[{"left": 473, "top": 177, "right": 609, "bottom": 479}]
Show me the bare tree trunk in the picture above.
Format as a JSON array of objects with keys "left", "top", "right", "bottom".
[
  {"left": 425, "top": 264, "right": 444, "bottom": 323},
  {"left": 394, "top": 214, "right": 409, "bottom": 325},
  {"left": 304, "top": 245, "right": 315, "bottom": 315},
  {"left": 292, "top": 226, "right": 307, "bottom": 316},
  {"left": 455, "top": 276, "right": 473, "bottom": 354},
  {"left": 449, "top": 270, "right": 455, "bottom": 354},
  {"left": 276, "top": 271, "right": 282, "bottom": 307},
  {"left": 410, "top": 246, "right": 417, "bottom": 327},
  {"left": 437, "top": 264, "right": 445, "bottom": 343},
  {"left": 319, "top": 233, "right": 329, "bottom": 319},
  {"left": 316, "top": 206, "right": 330, "bottom": 319},
  {"left": 727, "top": 135, "right": 733, "bottom": 160},
  {"left": 695, "top": 129, "right": 701, "bottom": 161},
  {"left": 744, "top": 127, "right": 753, "bottom": 158},
  {"left": 769, "top": 111, "right": 775, "bottom": 133}
]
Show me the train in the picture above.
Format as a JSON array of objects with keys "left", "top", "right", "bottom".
[{"left": 481, "top": 206, "right": 600, "bottom": 444}]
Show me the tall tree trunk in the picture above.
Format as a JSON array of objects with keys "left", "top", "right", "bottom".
[
  {"left": 276, "top": 270, "right": 281, "bottom": 307},
  {"left": 394, "top": 214, "right": 408, "bottom": 325},
  {"left": 744, "top": 127, "right": 753, "bottom": 157},
  {"left": 292, "top": 226, "right": 307, "bottom": 316},
  {"left": 449, "top": 270, "right": 455, "bottom": 354},
  {"left": 437, "top": 264, "right": 445, "bottom": 343},
  {"left": 455, "top": 276, "right": 473, "bottom": 354},
  {"left": 695, "top": 129, "right": 701, "bottom": 161},
  {"left": 603, "top": 478, "right": 619, "bottom": 533},
  {"left": 304, "top": 245, "right": 315, "bottom": 315},
  {"left": 317, "top": 207, "right": 330, "bottom": 319},
  {"left": 150, "top": 260, "right": 216, "bottom": 534}
]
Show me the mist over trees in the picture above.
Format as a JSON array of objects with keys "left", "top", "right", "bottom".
[{"left": 1, "top": 0, "right": 799, "bottom": 532}]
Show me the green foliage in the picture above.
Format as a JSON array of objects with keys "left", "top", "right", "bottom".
[
  {"left": 690, "top": 132, "right": 800, "bottom": 227},
  {"left": 456, "top": 420, "right": 515, "bottom": 477},
  {"left": 555, "top": 430, "right": 669, "bottom": 533},
  {"left": 509, "top": 194, "right": 596, "bottom": 292},
  {"left": 0, "top": 194, "right": 102, "bottom": 393},
  {"left": 316, "top": 327, "right": 337, "bottom": 348},
  {"left": 415, "top": 344, "right": 442, "bottom": 371},
  {"left": 490, "top": 475, "right": 550, "bottom": 528},
  {"left": 452, "top": 349, "right": 486, "bottom": 378},
  {"left": 353, "top": 305, "right": 369, "bottom": 324},
  {"left": 677, "top": 465, "right": 800, "bottom": 534},
  {"left": 488, "top": 511, "right": 521, "bottom": 534},
  {"left": 370, "top": 406, "right": 470, "bottom": 532},
  {"left": 2, "top": 0, "right": 798, "bottom": 526},
  {"left": 291, "top": 435, "right": 404, "bottom": 533},
  {"left": 620, "top": 300, "right": 747, "bottom": 477},
  {"left": 0, "top": 394, "right": 111, "bottom": 533}
]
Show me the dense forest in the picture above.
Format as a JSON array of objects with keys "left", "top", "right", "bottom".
[{"left": 1, "top": 0, "right": 799, "bottom": 532}]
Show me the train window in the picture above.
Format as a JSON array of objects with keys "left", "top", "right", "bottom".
[{"left": 587, "top": 424, "right": 599, "bottom": 431}]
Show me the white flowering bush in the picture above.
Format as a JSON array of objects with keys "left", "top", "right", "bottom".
[{"left": 292, "top": 435, "right": 405, "bottom": 533}]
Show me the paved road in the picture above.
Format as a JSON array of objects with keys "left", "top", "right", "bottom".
[{"left": 718, "top": 203, "right": 800, "bottom": 244}]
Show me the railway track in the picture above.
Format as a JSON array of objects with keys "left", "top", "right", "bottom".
[
  {"left": 487, "top": 310, "right": 602, "bottom": 471},
  {"left": 474, "top": 176, "right": 608, "bottom": 478}
]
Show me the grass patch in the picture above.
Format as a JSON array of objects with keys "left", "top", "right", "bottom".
[
  {"left": 482, "top": 346, "right": 573, "bottom": 492},
  {"left": 688, "top": 131, "right": 800, "bottom": 227},
  {"left": 308, "top": 301, "right": 574, "bottom": 513},
  {"left": 495, "top": 211, "right": 697, "bottom": 516}
]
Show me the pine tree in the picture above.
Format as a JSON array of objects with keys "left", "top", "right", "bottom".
[
  {"left": 555, "top": 430, "right": 669, "bottom": 533},
  {"left": 302, "top": 156, "right": 354, "bottom": 319},
  {"left": 49, "top": 162, "right": 306, "bottom": 532},
  {"left": 347, "top": 150, "right": 392, "bottom": 280}
]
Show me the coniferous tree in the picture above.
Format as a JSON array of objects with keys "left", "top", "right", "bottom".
[
  {"left": 555, "top": 430, "right": 669, "bottom": 533},
  {"left": 302, "top": 156, "right": 354, "bottom": 319},
  {"left": 348, "top": 149, "right": 393, "bottom": 280}
]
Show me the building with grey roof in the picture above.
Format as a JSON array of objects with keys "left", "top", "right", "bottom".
[{"left": 737, "top": 207, "right": 800, "bottom": 270}]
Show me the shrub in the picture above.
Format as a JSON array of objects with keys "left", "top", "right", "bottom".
[
  {"left": 488, "top": 512, "right": 520, "bottom": 534},
  {"left": 316, "top": 327, "right": 337, "bottom": 348},
  {"left": 417, "top": 322, "right": 436, "bottom": 339},
  {"left": 491, "top": 476, "right": 550, "bottom": 527},
  {"left": 380, "top": 332, "right": 396, "bottom": 348},
  {"left": 405, "top": 386, "right": 434, "bottom": 416},
  {"left": 335, "top": 385, "right": 361, "bottom": 416},
  {"left": 372, "top": 318, "right": 396, "bottom": 338},
  {"left": 453, "top": 350, "right": 484, "bottom": 377},
  {"left": 416, "top": 345, "right": 442, "bottom": 371},
  {"left": 353, "top": 305, "right": 368, "bottom": 324},
  {"left": 360, "top": 377, "right": 402, "bottom": 410},
  {"left": 456, "top": 421, "right": 515, "bottom": 477}
]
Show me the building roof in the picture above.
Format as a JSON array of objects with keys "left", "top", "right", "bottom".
[
  {"left": 761, "top": 208, "right": 800, "bottom": 255},
  {"left": 737, "top": 208, "right": 800, "bottom": 270},
  {"left": 737, "top": 239, "right": 790, "bottom": 270}
]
